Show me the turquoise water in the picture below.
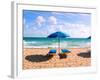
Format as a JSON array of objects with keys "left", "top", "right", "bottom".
[{"left": 23, "top": 37, "right": 91, "bottom": 48}]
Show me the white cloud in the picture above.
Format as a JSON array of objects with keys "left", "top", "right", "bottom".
[
  {"left": 39, "top": 18, "right": 91, "bottom": 38},
  {"left": 60, "top": 23, "right": 91, "bottom": 38},
  {"left": 46, "top": 21, "right": 91, "bottom": 38},
  {"left": 49, "top": 16, "right": 57, "bottom": 25},
  {"left": 36, "top": 16, "right": 45, "bottom": 26},
  {"left": 68, "top": 28, "right": 90, "bottom": 38}
]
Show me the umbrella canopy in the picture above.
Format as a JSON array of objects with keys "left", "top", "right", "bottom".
[{"left": 47, "top": 31, "right": 69, "bottom": 38}]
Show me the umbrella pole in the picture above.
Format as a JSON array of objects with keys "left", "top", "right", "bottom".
[{"left": 58, "top": 38, "right": 60, "bottom": 54}]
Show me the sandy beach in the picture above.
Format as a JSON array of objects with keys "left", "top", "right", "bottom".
[{"left": 23, "top": 48, "right": 91, "bottom": 69}]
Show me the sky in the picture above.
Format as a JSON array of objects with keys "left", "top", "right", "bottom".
[{"left": 23, "top": 10, "right": 91, "bottom": 38}]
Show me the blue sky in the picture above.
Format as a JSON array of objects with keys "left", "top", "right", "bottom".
[{"left": 23, "top": 10, "right": 91, "bottom": 38}]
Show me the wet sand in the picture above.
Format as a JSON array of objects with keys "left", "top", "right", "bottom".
[{"left": 23, "top": 48, "right": 91, "bottom": 69}]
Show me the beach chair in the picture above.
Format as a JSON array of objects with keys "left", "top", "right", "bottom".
[
  {"left": 59, "top": 49, "right": 71, "bottom": 59},
  {"left": 61, "top": 49, "right": 71, "bottom": 53},
  {"left": 48, "top": 49, "right": 56, "bottom": 55}
]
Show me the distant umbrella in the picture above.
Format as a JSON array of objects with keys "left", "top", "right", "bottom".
[
  {"left": 47, "top": 31, "right": 70, "bottom": 53},
  {"left": 88, "top": 36, "right": 91, "bottom": 39}
]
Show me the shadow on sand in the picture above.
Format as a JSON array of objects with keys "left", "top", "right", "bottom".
[
  {"left": 25, "top": 54, "right": 53, "bottom": 62},
  {"left": 77, "top": 50, "right": 91, "bottom": 58},
  {"left": 58, "top": 54, "right": 67, "bottom": 59}
]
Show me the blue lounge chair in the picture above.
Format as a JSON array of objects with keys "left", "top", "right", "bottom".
[
  {"left": 61, "top": 49, "right": 71, "bottom": 53},
  {"left": 48, "top": 49, "right": 56, "bottom": 55}
]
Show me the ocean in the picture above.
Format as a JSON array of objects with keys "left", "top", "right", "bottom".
[{"left": 23, "top": 37, "right": 91, "bottom": 48}]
